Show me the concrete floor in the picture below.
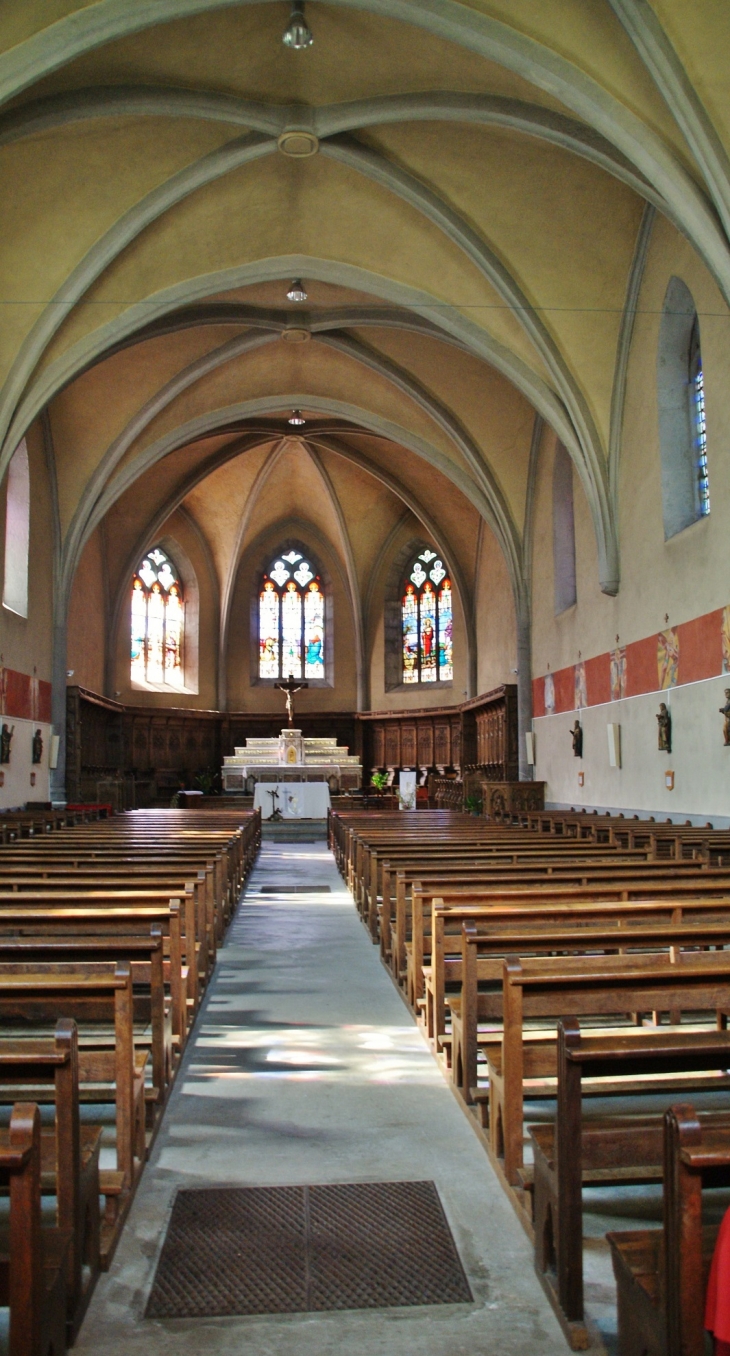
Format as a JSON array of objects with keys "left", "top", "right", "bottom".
[{"left": 76, "top": 843, "right": 572, "bottom": 1356}]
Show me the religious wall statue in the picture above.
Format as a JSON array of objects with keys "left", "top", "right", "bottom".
[
  {"left": 0, "top": 723, "right": 14, "bottom": 764},
  {"left": 32, "top": 728, "right": 43, "bottom": 765},
  {"left": 720, "top": 689, "right": 730, "bottom": 746},
  {"left": 570, "top": 719, "right": 583, "bottom": 758},
  {"left": 656, "top": 702, "right": 672, "bottom": 753}
]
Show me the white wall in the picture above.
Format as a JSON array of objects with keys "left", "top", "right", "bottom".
[
  {"left": 534, "top": 674, "right": 730, "bottom": 824},
  {"left": 0, "top": 716, "right": 52, "bottom": 809}
]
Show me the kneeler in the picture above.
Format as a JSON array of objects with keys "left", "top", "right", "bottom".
[{"left": 706, "top": 1206, "right": 730, "bottom": 1355}]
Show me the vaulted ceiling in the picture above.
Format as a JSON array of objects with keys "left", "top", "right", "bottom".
[{"left": 3, "top": 0, "right": 730, "bottom": 650}]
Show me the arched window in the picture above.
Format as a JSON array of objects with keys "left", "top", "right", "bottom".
[
  {"left": 402, "top": 548, "right": 453, "bottom": 684},
  {"left": 259, "top": 550, "right": 325, "bottom": 680},
  {"left": 657, "top": 277, "right": 710, "bottom": 538},
  {"left": 3, "top": 438, "right": 30, "bottom": 619},
  {"left": 553, "top": 442, "right": 577, "bottom": 614},
  {"left": 130, "top": 547, "right": 184, "bottom": 688},
  {"left": 689, "top": 315, "right": 710, "bottom": 517}
]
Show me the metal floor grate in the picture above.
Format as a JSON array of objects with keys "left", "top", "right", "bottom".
[
  {"left": 257, "top": 885, "right": 331, "bottom": 893},
  {"left": 146, "top": 1181, "right": 472, "bottom": 1318}
]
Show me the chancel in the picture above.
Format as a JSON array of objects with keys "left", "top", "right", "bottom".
[{"left": 3, "top": 4, "right": 730, "bottom": 1355}]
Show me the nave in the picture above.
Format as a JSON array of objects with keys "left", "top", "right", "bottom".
[{"left": 76, "top": 840, "right": 567, "bottom": 1356}]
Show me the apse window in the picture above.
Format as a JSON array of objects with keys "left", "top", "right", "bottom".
[
  {"left": 402, "top": 549, "right": 453, "bottom": 684},
  {"left": 3, "top": 438, "right": 30, "bottom": 619},
  {"left": 130, "top": 547, "right": 184, "bottom": 689},
  {"left": 259, "top": 551, "right": 325, "bottom": 680}
]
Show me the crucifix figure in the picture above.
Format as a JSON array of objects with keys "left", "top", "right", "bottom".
[{"left": 275, "top": 672, "right": 308, "bottom": 727}]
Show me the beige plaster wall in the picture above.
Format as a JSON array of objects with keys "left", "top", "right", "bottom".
[
  {"left": 475, "top": 525, "right": 518, "bottom": 693},
  {"left": 67, "top": 528, "right": 106, "bottom": 693}
]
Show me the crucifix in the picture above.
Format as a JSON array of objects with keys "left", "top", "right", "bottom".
[{"left": 275, "top": 672, "right": 308, "bottom": 727}]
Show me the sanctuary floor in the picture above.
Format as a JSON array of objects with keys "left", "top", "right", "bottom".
[{"left": 76, "top": 843, "right": 571, "bottom": 1356}]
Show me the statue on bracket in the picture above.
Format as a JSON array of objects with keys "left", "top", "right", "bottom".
[
  {"left": 0, "top": 723, "right": 14, "bottom": 764},
  {"left": 570, "top": 719, "right": 583, "bottom": 758},
  {"left": 656, "top": 702, "right": 672, "bottom": 753},
  {"left": 720, "top": 689, "right": 730, "bottom": 746},
  {"left": 32, "top": 728, "right": 43, "bottom": 765}
]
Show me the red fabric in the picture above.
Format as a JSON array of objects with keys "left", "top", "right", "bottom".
[
  {"left": 715, "top": 1342, "right": 730, "bottom": 1355},
  {"left": 706, "top": 1207, "right": 730, "bottom": 1341}
]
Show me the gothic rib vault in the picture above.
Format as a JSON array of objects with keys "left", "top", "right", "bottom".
[{"left": 0, "top": 1, "right": 728, "bottom": 795}]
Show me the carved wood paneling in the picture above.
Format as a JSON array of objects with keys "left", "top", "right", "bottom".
[
  {"left": 417, "top": 723, "right": 433, "bottom": 768},
  {"left": 401, "top": 724, "right": 417, "bottom": 767},
  {"left": 385, "top": 724, "right": 401, "bottom": 768},
  {"left": 434, "top": 720, "right": 450, "bottom": 768},
  {"left": 450, "top": 717, "right": 461, "bottom": 769}
]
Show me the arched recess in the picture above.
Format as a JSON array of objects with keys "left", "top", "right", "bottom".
[
  {"left": 249, "top": 535, "right": 334, "bottom": 689},
  {"left": 118, "top": 532, "right": 200, "bottom": 697},
  {"left": 2, "top": 438, "right": 30, "bottom": 619},
  {"left": 309, "top": 433, "right": 477, "bottom": 699},
  {"left": 226, "top": 518, "right": 358, "bottom": 713},
  {"left": 382, "top": 537, "right": 457, "bottom": 694},
  {"left": 657, "top": 276, "right": 707, "bottom": 540},
  {"left": 107, "top": 517, "right": 222, "bottom": 705}
]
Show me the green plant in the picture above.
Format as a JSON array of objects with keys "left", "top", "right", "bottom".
[
  {"left": 193, "top": 768, "right": 217, "bottom": 796},
  {"left": 463, "top": 794, "right": 482, "bottom": 816},
  {"left": 370, "top": 771, "right": 389, "bottom": 793}
]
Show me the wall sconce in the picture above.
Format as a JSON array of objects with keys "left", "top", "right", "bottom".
[
  {"left": 665, "top": 770, "right": 675, "bottom": 790},
  {"left": 577, "top": 771, "right": 584, "bottom": 787},
  {"left": 29, "top": 772, "right": 36, "bottom": 787}
]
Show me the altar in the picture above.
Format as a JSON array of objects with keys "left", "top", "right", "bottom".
[{"left": 222, "top": 727, "right": 362, "bottom": 799}]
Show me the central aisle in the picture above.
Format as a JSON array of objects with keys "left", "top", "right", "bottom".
[{"left": 77, "top": 843, "right": 568, "bottom": 1355}]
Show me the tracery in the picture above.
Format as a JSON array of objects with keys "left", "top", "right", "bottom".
[
  {"left": 402, "top": 548, "right": 453, "bottom": 684},
  {"left": 130, "top": 547, "right": 184, "bottom": 688},
  {"left": 259, "top": 551, "right": 325, "bottom": 680}
]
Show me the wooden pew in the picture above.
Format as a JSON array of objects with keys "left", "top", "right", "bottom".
[
  {"left": 0, "top": 902, "right": 186, "bottom": 1048},
  {"left": 0, "top": 1019, "right": 101, "bottom": 1339},
  {"left": 531, "top": 1020, "right": 730, "bottom": 1349},
  {"left": 478, "top": 950, "right": 730, "bottom": 1186},
  {"left": 410, "top": 876, "right": 730, "bottom": 1010},
  {"left": 608, "top": 1104, "right": 730, "bottom": 1356},
  {"left": 426, "top": 887, "right": 730, "bottom": 1047},
  {"left": 0, "top": 1102, "right": 68, "bottom": 1356},
  {"left": 0, "top": 962, "right": 142, "bottom": 1266},
  {"left": 0, "top": 932, "right": 171, "bottom": 1120}
]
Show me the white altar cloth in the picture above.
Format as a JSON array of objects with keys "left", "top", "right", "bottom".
[{"left": 254, "top": 782, "right": 331, "bottom": 820}]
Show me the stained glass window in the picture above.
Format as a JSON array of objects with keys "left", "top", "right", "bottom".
[
  {"left": 259, "top": 552, "right": 325, "bottom": 680},
  {"left": 401, "top": 548, "right": 453, "bottom": 684},
  {"left": 689, "top": 316, "right": 710, "bottom": 517},
  {"left": 130, "top": 547, "right": 184, "bottom": 688}
]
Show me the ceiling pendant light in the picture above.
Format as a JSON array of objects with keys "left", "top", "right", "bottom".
[
  {"left": 288, "top": 409, "right": 306, "bottom": 426},
  {"left": 287, "top": 278, "right": 308, "bottom": 302},
  {"left": 282, "top": 1, "right": 313, "bottom": 50}
]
